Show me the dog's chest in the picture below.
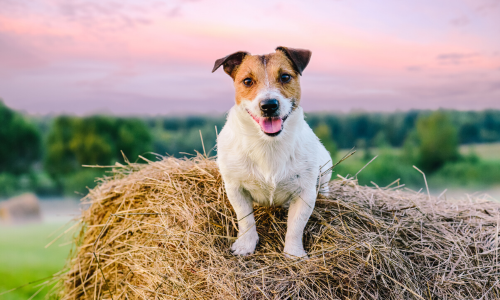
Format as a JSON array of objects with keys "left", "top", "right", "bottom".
[
  {"left": 231, "top": 151, "right": 311, "bottom": 207},
  {"left": 241, "top": 172, "right": 300, "bottom": 207}
]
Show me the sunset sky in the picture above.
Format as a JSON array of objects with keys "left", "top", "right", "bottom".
[{"left": 1, "top": 0, "right": 499, "bottom": 115}]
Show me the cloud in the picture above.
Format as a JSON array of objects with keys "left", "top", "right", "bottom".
[
  {"left": 167, "top": 6, "right": 182, "bottom": 18},
  {"left": 0, "top": 33, "right": 47, "bottom": 70},
  {"left": 402, "top": 74, "right": 500, "bottom": 99},
  {"left": 50, "top": 0, "right": 201, "bottom": 30},
  {"left": 406, "top": 65, "right": 423, "bottom": 72},
  {"left": 56, "top": 1, "right": 154, "bottom": 30},
  {"left": 0, "top": 0, "right": 24, "bottom": 10},
  {"left": 436, "top": 53, "right": 480, "bottom": 65},
  {"left": 476, "top": 0, "right": 500, "bottom": 13},
  {"left": 166, "top": 0, "right": 203, "bottom": 18},
  {"left": 490, "top": 81, "right": 500, "bottom": 91},
  {"left": 450, "top": 15, "right": 469, "bottom": 27}
]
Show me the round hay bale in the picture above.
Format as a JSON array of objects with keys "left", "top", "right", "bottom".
[
  {"left": 0, "top": 192, "right": 41, "bottom": 224},
  {"left": 57, "top": 156, "right": 500, "bottom": 299}
]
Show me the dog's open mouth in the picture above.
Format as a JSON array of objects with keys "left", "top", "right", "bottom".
[
  {"left": 259, "top": 118, "right": 282, "bottom": 134},
  {"left": 247, "top": 110, "right": 289, "bottom": 136}
]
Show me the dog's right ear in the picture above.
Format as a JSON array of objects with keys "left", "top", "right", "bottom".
[{"left": 212, "top": 51, "right": 249, "bottom": 79}]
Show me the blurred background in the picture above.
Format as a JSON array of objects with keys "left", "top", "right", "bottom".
[{"left": 1, "top": 0, "right": 499, "bottom": 298}]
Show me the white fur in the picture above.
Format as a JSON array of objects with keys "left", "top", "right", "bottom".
[{"left": 217, "top": 94, "right": 332, "bottom": 258}]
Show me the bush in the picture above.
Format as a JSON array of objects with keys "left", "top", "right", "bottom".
[
  {"left": 415, "top": 112, "right": 460, "bottom": 173},
  {"left": 429, "top": 160, "right": 500, "bottom": 188},
  {"left": 334, "top": 150, "right": 422, "bottom": 188},
  {"left": 62, "top": 169, "right": 105, "bottom": 196},
  {"left": 32, "top": 171, "right": 60, "bottom": 196},
  {"left": 0, "top": 173, "right": 19, "bottom": 197},
  {"left": 314, "top": 123, "right": 338, "bottom": 158}
]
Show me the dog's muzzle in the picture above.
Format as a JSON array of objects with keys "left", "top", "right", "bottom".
[
  {"left": 247, "top": 99, "right": 290, "bottom": 137},
  {"left": 260, "top": 99, "right": 279, "bottom": 116}
]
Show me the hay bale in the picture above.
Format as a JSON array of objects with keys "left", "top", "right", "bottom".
[
  {"left": 58, "top": 156, "right": 500, "bottom": 299},
  {"left": 0, "top": 193, "right": 41, "bottom": 223}
]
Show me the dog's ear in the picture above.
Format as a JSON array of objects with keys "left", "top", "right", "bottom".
[
  {"left": 212, "top": 51, "right": 250, "bottom": 79},
  {"left": 275, "top": 46, "right": 311, "bottom": 76}
]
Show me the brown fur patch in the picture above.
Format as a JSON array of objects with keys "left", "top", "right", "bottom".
[{"left": 233, "top": 51, "right": 301, "bottom": 108}]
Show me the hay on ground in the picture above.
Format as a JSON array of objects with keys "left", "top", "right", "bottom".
[
  {"left": 0, "top": 193, "right": 41, "bottom": 224},
  {"left": 57, "top": 155, "right": 500, "bottom": 299}
]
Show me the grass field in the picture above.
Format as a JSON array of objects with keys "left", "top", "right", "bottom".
[
  {"left": 460, "top": 142, "right": 500, "bottom": 161},
  {"left": 0, "top": 223, "right": 74, "bottom": 300},
  {"left": 333, "top": 143, "right": 500, "bottom": 191},
  {"left": 339, "top": 142, "right": 500, "bottom": 161}
]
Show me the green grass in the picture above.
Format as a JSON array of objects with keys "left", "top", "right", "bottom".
[
  {"left": 0, "top": 223, "right": 74, "bottom": 300},
  {"left": 334, "top": 146, "right": 500, "bottom": 190},
  {"left": 333, "top": 148, "right": 423, "bottom": 188},
  {"left": 342, "top": 143, "right": 500, "bottom": 163},
  {"left": 460, "top": 143, "right": 500, "bottom": 162}
]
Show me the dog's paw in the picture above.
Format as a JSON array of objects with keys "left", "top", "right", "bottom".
[
  {"left": 283, "top": 245, "right": 308, "bottom": 259},
  {"left": 231, "top": 231, "right": 259, "bottom": 256}
]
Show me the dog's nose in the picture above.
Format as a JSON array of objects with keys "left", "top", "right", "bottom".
[{"left": 260, "top": 99, "right": 279, "bottom": 114}]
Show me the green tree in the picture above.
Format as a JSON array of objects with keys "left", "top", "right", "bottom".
[
  {"left": 116, "top": 119, "right": 153, "bottom": 160},
  {"left": 0, "top": 100, "right": 41, "bottom": 174},
  {"left": 44, "top": 116, "right": 79, "bottom": 180},
  {"left": 69, "top": 117, "right": 117, "bottom": 166},
  {"left": 402, "top": 130, "right": 419, "bottom": 164},
  {"left": 415, "top": 112, "right": 459, "bottom": 173},
  {"left": 314, "top": 123, "right": 338, "bottom": 158},
  {"left": 44, "top": 115, "right": 153, "bottom": 194}
]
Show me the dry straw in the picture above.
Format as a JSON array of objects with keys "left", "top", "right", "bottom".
[{"left": 54, "top": 155, "right": 500, "bottom": 299}]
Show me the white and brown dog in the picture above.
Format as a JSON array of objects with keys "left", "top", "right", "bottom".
[{"left": 212, "top": 46, "right": 332, "bottom": 258}]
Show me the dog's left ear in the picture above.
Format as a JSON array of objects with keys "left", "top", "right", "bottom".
[
  {"left": 276, "top": 46, "right": 311, "bottom": 76},
  {"left": 212, "top": 51, "right": 250, "bottom": 79}
]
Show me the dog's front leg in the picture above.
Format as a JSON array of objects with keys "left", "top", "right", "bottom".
[
  {"left": 284, "top": 189, "right": 316, "bottom": 258},
  {"left": 225, "top": 183, "right": 259, "bottom": 255}
]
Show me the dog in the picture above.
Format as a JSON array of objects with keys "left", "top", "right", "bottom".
[{"left": 212, "top": 46, "right": 332, "bottom": 258}]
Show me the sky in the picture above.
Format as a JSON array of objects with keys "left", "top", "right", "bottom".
[{"left": 0, "top": 0, "right": 499, "bottom": 115}]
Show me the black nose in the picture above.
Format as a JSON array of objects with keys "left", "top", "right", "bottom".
[{"left": 260, "top": 99, "right": 279, "bottom": 114}]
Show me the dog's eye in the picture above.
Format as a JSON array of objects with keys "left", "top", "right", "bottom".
[
  {"left": 243, "top": 78, "right": 253, "bottom": 86},
  {"left": 280, "top": 74, "right": 291, "bottom": 83}
]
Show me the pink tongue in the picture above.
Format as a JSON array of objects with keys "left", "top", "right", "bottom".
[{"left": 259, "top": 117, "right": 283, "bottom": 134}]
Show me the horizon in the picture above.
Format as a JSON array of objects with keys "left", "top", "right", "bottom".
[
  {"left": 5, "top": 98, "right": 500, "bottom": 118},
  {"left": 1, "top": 0, "right": 499, "bottom": 115}
]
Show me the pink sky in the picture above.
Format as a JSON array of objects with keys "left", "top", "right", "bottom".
[{"left": 1, "top": 0, "right": 499, "bottom": 115}]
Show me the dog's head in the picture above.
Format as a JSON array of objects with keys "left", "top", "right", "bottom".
[{"left": 212, "top": 46, "right": 311, "bottom": 137}]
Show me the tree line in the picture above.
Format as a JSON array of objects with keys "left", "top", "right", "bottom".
[{"left": 1, "top": 99, "right": 500, "bottom": 197}]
